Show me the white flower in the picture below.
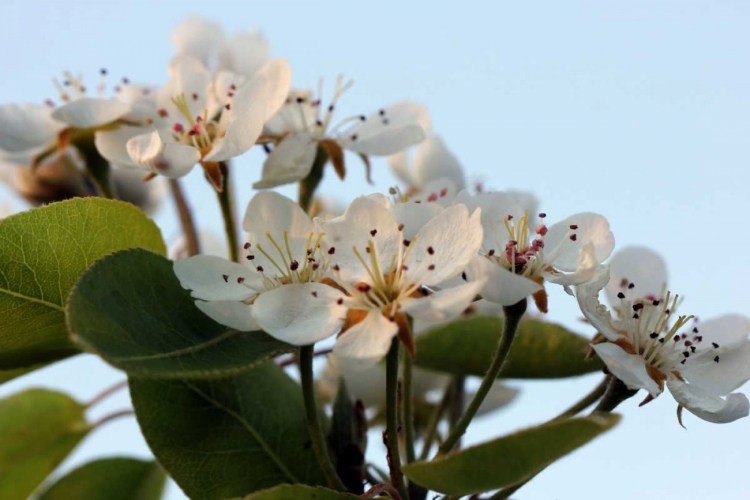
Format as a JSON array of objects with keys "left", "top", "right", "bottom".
[
  {"left": 306, "top": 194, "right": 484, "bottom": 365},
  {"left": 458, "top": 190, "right": 614, "bottom": 310},
  {"left": 577, "top": 256, "right": 750, "bottom": 425},
  {"left": 174, "top": 190, "right": 346, "bottom": 342},
  {"left": 0, "top": 70, "right": 151, "bottom": 156},
  {"left": 172, "top": 17, "right": 270, "bottom": 79},
  {"left": 95, "top": 57, "right": 291, "bottom": 188},
  {"left": 254, "top": 77, "right": 430, "bottom": 189},
  {"left": 389, "top": 134, "right": 465, "bottom": 205}
]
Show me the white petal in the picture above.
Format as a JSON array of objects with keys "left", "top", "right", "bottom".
[
  {"left": 688, "top": 314, "right": 750, "bottom": 349},
  {"left": 253, "top": 133, "right": 317, "bottom": 189},
  {"left": 232, "top": 58, "right": 293, "bottom": 123},
  {"left": 158, "top": 56, "right": 212, "bottom": 122},
  {"left": 172, "top": 17, "right": 225, "bottom": 65},
  {"left": 333, "top": 310, "right": 399, "bottom": 366},
  {"left": 592, "top": 342, "right": 661, "bottom": 395},
  {"left": 218, "top": 30, "right": 271, "bottom": 78},
  {"left": 413, "top": 135, "right": 465, "bottom": 190},
  {"left": 387, "top": 150, "right": 414, "bottom": 186},
  {"left": 323, "top": 353, "right": 388, "bottom": 408},
  {"left": 407, "top": 204, "right": 484, "bottom": 286},
  {"left": 252, "top": 283, "right": 346, "bottom": 345},
  {"left": 682, "top": 341, "right": 750, "bottom": 396},
  {"left": 195, "top": 300, "right": 259, "bottom": 332},
  {"left": 409, "top": 178, "right": 459, "bottom": 207},
  {"left": 202, "top": 106, "right": 265, "bottom": 162},
  {"left": 605, "top": 246, "right": 668, "bottom": 306},
  {"left": 51, "top": 98, "right": 130, "bottom": 129},
  {"left": 668, "top": 379, "right": 749, "bottom": 424},
  {"left": 401, "top": 279, "right": 484, "bottom": 322},
  {"left": 94, "top": 126, "right": 144, "bottom": 168},
  {"left": 575, "top": 265, "right": 622, "bottom": 341},
  {"left": 454, "top": 190, "right": 534, "bottom": 251},
  {"left": 544, "top": 242, "right": 600, "bottom": 289},
  {"left": 392, "top": 201, "right": 443, "bottom": 241},
  {"left": 465, "top": 255, "right": 542, "bottom": 306},
  {"left": 318, "top": 194, "right": 401, "bottom": 285},
  {"left": 544, "top": 213, "right": 614, "bottom": 272},
  {"left": 339, "top": 102, "right": 430, "bottom": 156},
  {"left": 173, "top": 255, "right": 260, "bottom": 301},
  {"left": 126, "top": 129, "right": 199, "bottom": 178},
  {"left": 0, "top": 104, "right": 64, "bottom": 153}
]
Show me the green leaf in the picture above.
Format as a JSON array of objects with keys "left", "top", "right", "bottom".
[
  {"left": 414, "top": 316, "right": 602, "bottom": 379},
  {"left": 403, "top": 413, "right": 621, "bottom": 496},
  {"left": 0, "top": 389, "right": 90, "bottom": 499},
  {"left": 241, "top": 485, "right": 359, "bottom": 500},
  {"left": 0, "top": 198, "right": 166, "bottom": 370},
  {"left": 67, "top": 248, "right": 292, "bottom": 378},
  {"left": 0, "top": 362, "right": 46, "bottom": 385},
  {"left": 129, "top": 362, "right": 327, "bottom": 500},
  {"left": 37, "top": 457, "right": 166, "bottom": 500}
]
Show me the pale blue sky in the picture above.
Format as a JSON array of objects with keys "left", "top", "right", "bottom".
[{"left": 1, "top": 1, "right": 749, "bottom": 498}]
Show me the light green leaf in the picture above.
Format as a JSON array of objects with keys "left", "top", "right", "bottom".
[
  {"left": 129, "top": 362, "right": 327, "bottom": 500},
  {"left": 0, "top": 389, "right": 90, "bottom": 499},
  {"left": 37, "top": 457, "right": 166, "bottom": 500},
  {"left": 403, "top": 413, "right": 621, "bottom": 495},
  {"left": 67, "top": 249, "right": 292, "bottom": 378},
  {"left": 241, "top": 485, "right": 359, "bottom": 499},
  {"left": 0, "top": 198, "right": 166, "bottom": 370},
  {"left": 414, "top": 316, "right": 602, "bottom": 379}
]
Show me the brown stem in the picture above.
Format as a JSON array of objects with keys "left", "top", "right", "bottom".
[
  {"left": 86, "top": 380, "right": 128, "bottom": 408},
  {"left": 169, "top": 179, "right": 200, "bottom": 257}
]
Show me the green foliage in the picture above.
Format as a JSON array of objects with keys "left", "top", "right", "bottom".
[
  {"left": 403, "top": 413, "right": 621, "bottom": 496},
  {"left": 37, "top": 457, "right": 166, "bottom": 500},
  {"left": 0, "top": 389, "right": 90, "bottom": 499},
  {"left": 129, "top": 362, "right": 327, "bottom": 500},
  {"left": 67, "top": 249, "right": 292, "bottom": 379},
  {"left": 0, "top": 198, "right": 165, "bottom": 371},
  {"left": 240, "top": 485, "right": 359, "bottom": 500},
  {"left": 327, "top": 380, "right": 367, "bottom": 493},
  {"left": 414, "top": 316, "right": 602, "bottom": 379}
]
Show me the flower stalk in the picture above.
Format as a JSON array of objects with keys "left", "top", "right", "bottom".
[
  {"left": 593, "top": 376, "right": 638, "bottom": 413},
  {"left": 438, "top": 298, "right": 527, "bottom": 455},
  {"left": 215, "top": 161, "right": 239, "bottom": 262},
  {"left": 169, "top": 178, "right": 200, "bottom": 257},
  {"left": 385, "top": 339, "right": 410, "bottom": 500},
  {"left": 299, "top": 344, "right": 346, "bottom": 492}
]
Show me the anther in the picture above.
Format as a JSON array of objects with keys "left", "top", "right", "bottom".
[
  {"left": 337, "top": 298, "right": 344, "bottom": 305},
  {"left": 427, "top": 246, "right": 435, "bottom": 255},
  {"left": 256, "top": 266, "right": 264, "bottom": 272},
  {"left": 290, "top": 260, "right": 299, "bottom": 271},
  {"left": 633, "top": 303, "right": 644, "bottom": 311},
  {"left": 617, "top": 292, "right": 626, "bottom": 299},
  {"left": 569, "top": 224, "right": 578, "bottom": 230},
  {"left": 539, "top": 212, "right": 547, "bottom": 218},
  {"left": 488, "top": 249, "right": 496, "bottom": 256},
  {"left": 246, "top": 255, "right": 255, "bottom": 260},
  {"left": 311, "top": 291, "right": 318, "bottom": 297},
  {"left": 428, "top": 264, "right": 436, "bottom": 270},
  {"left": 370, "top": 229, "right": 377, "bottom": 236},
  {"left": 569, "top": 234, "right": 577, "bottom": 241},
  {"left": 244, "top": 242, "right": 251, "bottom": 250},
  {"left": 237, "top": 277, "right": 245, "bottom": 284},
  {"left": 328, "top": 247, "right": 336, "bottom": 255},
  {"left": 714, "top": 356, "right": 720, "bottom": 363},
  {"left": 649, "top": 332, "right": 659, "bottom": 339},
  {"left": 222, "top": 275, "right": 229, "bottom": 282},
  {"left": 628, "top": 283, "right": 635, "bottom": 289},
  {"left": 351, "top": 134, "right": 358, "bottom": 141},
  {"left": 712, "top": 342, "right": 719, "bottom": 348}
]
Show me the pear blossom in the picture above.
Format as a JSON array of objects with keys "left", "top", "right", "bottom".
[
  {"left": 577, "top": 257, "right": 750, "bottom": 424},
  {"left": 95, "top": 57, "right": 291, "bottom": 189},
  {"left": 172, "top": 17, "right": 270, "bottom": 79},
  {"left": 270, "top": 194, "right": 484, "bottom": 366},
  {"left": 174, "top": 190, "right": 346, "bottom": 342},
  {"left": 254, "top": 77, "right": 430, "bottom": 189},
  {"left": 0, "top": 70, "right": 152, "bottom": 157},
  {"left": 459, "top": 190, "right": 614, "bottom": 311}
]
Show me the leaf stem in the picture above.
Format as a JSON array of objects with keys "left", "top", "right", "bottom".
[
  {"left": 86, "top": 379, "right": 128, "bottom": 408},
  {"left": 216, "top": 162, "right": 239, "bottom": 262},
  {"left": 385, "top": 339, "right": 410, "bottom": 500},
  {"left": 438, "top": 299, "right": 527, "bottom": 455},
  {"left": 592, "top": 376, "right": 637, "bottom": 413},
  {"left": 91, "top": 409, "right": 134, "bottom": 430},
  {"left": 402, "top": 342, "right": 416, "bottom": 465},
  {"left": 299, "top": 344, "right": 346, "bottom": 491},
  {"left": 169, "top": 178, "right": 200, "bottom": 257}
]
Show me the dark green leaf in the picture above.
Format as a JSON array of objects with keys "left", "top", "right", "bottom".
[
  {"left": 0, "top": 362, "right": 46, "bottom": 386},
  {"left": 403, "top": 413, "right": 621, "bottom": 495},
  {"left": 67, "top": 249, "right": 292, "bottom": 379},
  {"left": 414, "top": 316, "right": 602, "bottom": 379},
  {"left": 0, "top": 389, "right": 90, "bottom": 499},
  {"left": 241, "top": 485, "right": 359, "bottom": 500},
  {"left": 37, "top": 457, "right": 166, "bottom": 500},
  {"left": 327, "top": 380, "right": 366, "bottom": 493},
  {"left": 129, "top": 362, "right": 327, "bottom": 499},
  {"left": 0, "top": 198, "right": 166, "bottom": 370}
]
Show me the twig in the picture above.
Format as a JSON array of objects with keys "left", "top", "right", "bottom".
[{"left": 169, "top": 178, "right": 200, "bottom": 256}]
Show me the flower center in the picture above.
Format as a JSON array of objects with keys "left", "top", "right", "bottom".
[{"left": 244, "top": 230, "right": 326, "bottom": 289}]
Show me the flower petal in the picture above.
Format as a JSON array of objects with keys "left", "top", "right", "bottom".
[
  {"left": 681, "top": 340, "right": 750, "bottom": 396},
  {"left": 126, "top": 129, "right": 199, "bottom": 178},
  {"left": 94, "top": 126, "right": 144, "bottom": 168},
  {"left": 407, "top": 204, "right": 484, "bottom": 286},
  {"left": 687, "top": 314, "right": 750, "bottom": 349},
  {"left": 667, "top": 379, "right": 750, "bottom": 424},
  {"left": 413, "top": 135, "right": 465, "bottom": 190},
  {"left": 575, "top": 265, "right": 622, "bottom": 342},
  {"left": 51, "top": 97, "right": 131, "bottom": 129},
  {"left": 339, "top": 102, "right": 430, "bottom": 156},
  {"left": 604, "top": 246, "right": 668, "bottom": 306},
  {"left": 454, "top": 190, "right": 537, "bottom": 251},
  {"left": 400, "top": 279, "right": 484, "bottom": 322},
  {"left": 202, "top": 106, "right": 265, "bottom": 162},
  {"left": 253, "top": 133, "right": 317, "bottom": 189},
  {"left": 0, "top": 104, "right": 64, "bottom": 153},
  {"left": 232, "top": 58, "right": 293, "bottom": 123},
  {"left": 172, "top": 17, "right": 225, "bottom": 65},
  {"left": 544, "top": 212, "right": 614, "bottom": 272},
  {"left": 392, "top": 201, "right": 442, "bottom": 240},
  {"left": 195, "top": 300, "right": 259, "bottom": 332},
  {"left": 333, "top": 309, "right": 399, "bottom": 366},
  {"left": 592, "top": 342, "right": 661, "bottom": 395},
  {"left": 252, "top": 283, "right": 346, "bottom": 345},
  {"left": 173, "top": 255, "right": 260, "bottom": 301},
  {"left": 218, "top": 30, "right": 271, "bottom": 78},
  {"left": 465, "top": 255, "right": 542, "bottom": 306}
]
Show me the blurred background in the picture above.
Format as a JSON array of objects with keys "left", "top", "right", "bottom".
[{"left": 1, "top": 1, "right": 748, "bottom": 498}]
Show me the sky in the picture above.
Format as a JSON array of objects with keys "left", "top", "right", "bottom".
[{"left": 1, "top": 0, "right": 749, "bottom": 498}]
